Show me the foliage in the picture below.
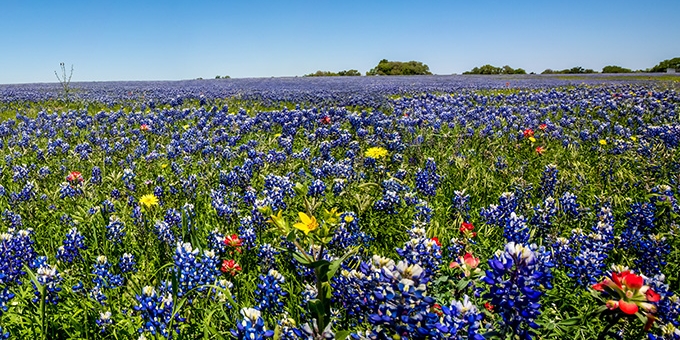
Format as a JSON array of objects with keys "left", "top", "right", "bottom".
[
  {"left": 602, "top": 65, "right": 633, "bottom": 73},
  {"left": 650, "top": 57, "right": 680, "bottom": 72},
  {"left": 463, "top": 64, "right": 527, "bottom": 75},
  {"left": 305, "top": 70, "right": 361, "bottom": 77},
  {"left": 542, "top": 66, "right": 597, "bottom": 74},
  {"left": 366, "top": 59, "right": 432, "bottom": 76}
]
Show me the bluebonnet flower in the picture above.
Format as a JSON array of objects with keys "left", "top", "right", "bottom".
[
  {"left": 308, "top": 179, "right": 326, "bottom": 197},
  {"left": 95, "top": 311, "right": 112, "bottom": 333},
  {"left": 207, "top": 229, "right": 227, "bottom": 255},
  {"left": 329, "top": 212, "right": 371, "bottom": 254},
  {"left": 433, "top": 295, "right": 486, "bottom": 340},
  {"left": 59, "top": 182, "right": 83, "bottom": 198},
  {"left": 91, "top": 255, "right": 124, "bottom": 290},
  {"left": 182, "top": 203, "right": 195, "bottom": 232},
  {"left": 504, "top": 212, "right": 530, "bottom": 244},
  {"left": 133, "top": 284, "right": 185, "bottom": 338},
  {"left": 559, "top": 191, "right": 579, "bottom": 217},
  {"left": 105, "top": 217, "right": 125, "bottom": 244},
  {"left": 56, "top": 227, "right": 87, "bottom": 264},
  {"left": 0, "top": 228, "right": 36, "bottom": 285},
  {"left": 91, "top": 166, "right": 102, "bottom": 184},
  {"left": 153, "top": 220, "right": 176, "bottom": 246},
  {"left": 480, "top": 192, "right": 517, "bottom": 227},
  {"left": 452, "top": 189, "right": 471, "bottom": 222},
  {"left": 173, "top": 242, "right": 200, "bottom": 297},
  {"left": 530, "top": 197, "right": 557, "bottom": 238},
  {"left": 539, "top": 164, "right": 559, "bottom": 198},
  {"left": 238, "top": 216, "right": 257, "bottom": 250},
  {"left": 415, "top": 158, "right": 441, "bottom": 197},
  {"left": 164, "top": 208, "right": 181, "bottom": 228},
  {"left": 257, "top": 243, "right": 280, "bottom": 270},
  {"left": 31, "top": 256, "right": 63, "bottom": 305},
  {"left": 119, "top": 253, "right": 136, "bottom": 273},
  {"left": 255, "top": 269, "right": 288, "bottom": 314},
  {"left": 2, "top": 210, "right": 22, "bottom": 228},
  {"left": 101, "top": 199, "right": 115, "bottom": 214},
  {"left": 231, "top": 307, "right": 274, "bottom": 339},
  {"left": 0, "top": 287, "right": 15, "bottom": 317},
  {"left": 396, "top": 224, "right": 442, "bottom": 283},
  {"left": 482, "top": 242, "right": 553, "bottom": 339}
]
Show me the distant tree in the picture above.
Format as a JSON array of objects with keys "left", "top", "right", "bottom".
[
  {"left": 650, "top": 57, "right": 680, "bottom": 72},
  {"left": 366, "top": 59, "right": 432, "bottom": 76},
  {"left": 463, "top": 64, "right": 526, "bottom": 75},
  {"left": 215, "top": 75, "right": 231, "bottom": 79},
  {"left": 602, "top": 65, "right": 632, "bottom": 73},
  {"left": 541, "top": 67, "right": 596, "bottom": 74},
  {"left": 337, "top": 69, "right": 361, "bottom": 76}
]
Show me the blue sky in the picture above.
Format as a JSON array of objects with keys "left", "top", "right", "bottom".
[{"left": 1, "top": 0, "right": 677, "bottom": 84}]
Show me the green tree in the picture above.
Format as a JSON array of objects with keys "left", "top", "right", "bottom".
[
  {"left": 602, "top": 65, "right": 632, "bottom": 73},
  {"left": 650, "top": 57, "right": 680, "bottom": 72},
  {"left": 366, "top": 59, "right": 432, "bottom": 76},
  {"left": 463, "top": 64, "right": 526, "bottom": 75}
]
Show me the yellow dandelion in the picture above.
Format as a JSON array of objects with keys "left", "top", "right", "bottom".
[
  {"left": 599, "top": 139, "right": 607, "bottom": 146},
  {"left": 364, "top": 147, "right": 388, "bottom": 159},
  {"left": 139, "top": 194, "right": 159, "bottom": 209},
  {"left": 528, "top": 137, "right": 536, "bottom": 143},
  {"left": 630, "top": 136, "right": 637, "bottom": 142},
  {"left": 293, "top": 212, "right": 318, "bottom": 235}
]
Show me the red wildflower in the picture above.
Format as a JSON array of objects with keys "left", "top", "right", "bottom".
[
  {"left": 535, "top": 146, "right": 545, "bottom": 155},
  {"left": 431, "top": 237, "right": 441, "bottom": 247},
  {"left": 221, "top": 259, "right": 241, "bottom": 276},
  {"left": 224, "top": 234, "right": 243, "bottom": 253},
  {"left": 538, "top": 124, "right": 547, "bottom": 130},
  {"left": 484, "top": 302, "right": 494, "bottom": 312},
  {"left": 320, "top": 116, "right": 331, "bottom": 125},
  {"left": 66, "top": 171, "right": 83, "bottom": 183},
  {"left": 523, "top": 128, "right": 534, "bottom": 138},
  {"left": 432, "top": 303, "right": 443, "bottom": 316},
  {"left": 140, "top": 124, "right": 150, "bottom": 131}
]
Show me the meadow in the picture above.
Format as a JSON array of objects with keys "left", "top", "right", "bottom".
[{"left": 0, "top": 75, "right": 679, "bottom": 339}]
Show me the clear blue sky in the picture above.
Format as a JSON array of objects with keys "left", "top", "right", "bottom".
[{"left": 1, "top": 0, "right": 678, "bottom": 84}]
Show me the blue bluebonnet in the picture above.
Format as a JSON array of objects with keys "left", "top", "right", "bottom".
[
  {"left": 207, "top": 229, "right": 227, "bottom": 256},
  {"left": 415, "top": 158, "right": 441, "bottom": 197},
  {"left": 433, "top": 295, "right": 486, "bottom": 340},
  {"left": 231, "top": 307, "right": 274, "bottom": 339},
  {"left": 153, "top": 220, "right": 176, "bottom": 246},
  {"left": 164, "top": 208, "right": 181, "bottom": 228},
  {"left": 95, "top": 311, "right": 112, "bottom": 333},
  {"left": 452, "top": 190, "right": 471, "bottom": 222},
  {"left": 133, "top": 284, "right": 185, "bottom": 338},
  {"left": 91, "top": 255, "right": 124, "bottom": 290},
  {"left": 539, "top": 164, "right": 559, "bottom": 198},
  {"left": 119, "top": 253, "right": 136, "bottom": 273},
  {"left": 105, "top": 217, "right": 125, "bottom": 244},
  {"left": 59, "top": 182, "right": 83, "bottom": 198},
  {"left": 31, "top": 256, "right": 63, "bottom": 305},
  {"left": 255, "top": 269, "right": 288, "bottom": 314},
  {"left": 257, "top": 243, "right": 280, "bottom": 270},
  {"left": 396, "top": 224, "right": 442, "bottom": 283},
  {"left": 480, "top": 192, "right": 518, "bottom": 227},
  {"left": 482, "top": 242, "right": 553, "bottom": 340},
  {"left": 504, "top": 212, "right": 530, "bottom": 244},
  {"left": 0, "top": 228, "right": 36, "bottom": 285},
  {"left": 56, "top": 227, "right": 87, "bottom": 264},
  {"left": 91, "top": 166, "right": 102, "bottom": 184},
  {"left": 0, "top": 287, "right": 15, "bottom": 317},
  {"left": 530, "top": 197, "right": 557, "bottom": 238},
  {"left": 101, "top": 199, "right": 115, "bottom": 214},
  {"left": 308, "top": 179, "right": 326, "bottom": 197},
  {"left": 559, "top": 191, "right": 579, "bottom": 217}
]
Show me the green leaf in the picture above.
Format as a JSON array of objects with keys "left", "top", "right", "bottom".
[
  {"left": 558, "top": 317, "right": 581, "bottom": 326},
  {"left": 327, "top": 247, "right": 358, "bottom": 281},
  {"left": 335, "top": 330, "right": 351, "bottom": 340},
  {"left": 286, "top": 230, "right": 297, "bottom": 242}
]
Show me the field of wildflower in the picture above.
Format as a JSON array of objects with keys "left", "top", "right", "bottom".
[{"left": 0, "top": 75, "right": 679, "bottom": 339}]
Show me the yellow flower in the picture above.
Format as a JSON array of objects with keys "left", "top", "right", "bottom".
[
  {"left": 161, "top": 163, "right": 168, "bottom": 169},
  {"left": 630, "top": 136, "right": 637, "bottom": 142},
  {"left": 293, "top": 212, "right": 318, "bottom": 235},
  {"left": 364, "top": 147, "right": 388, "bottom": 159},
  {"left": 528, "top": 137, "right": 536, "bottom": 143},
  {"left": 599, "top": 139, "right": 607, "bottom": 146},
  {"left": 344, "top": 215, "right": 354, "bottom": 223},
  {"left": 139, "top": 194, "right": 159, "bottom": 209}
]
